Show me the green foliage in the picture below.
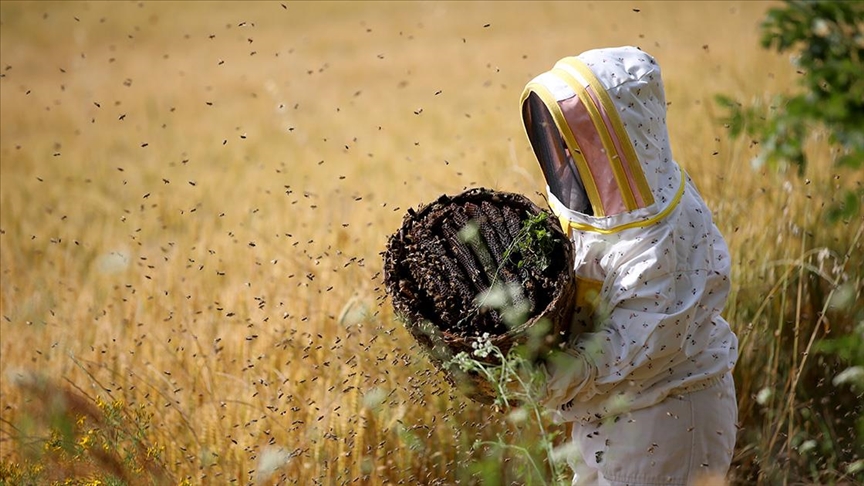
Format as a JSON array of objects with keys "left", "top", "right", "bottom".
[
  {"left": 715, "top": 0, "right": 864, "bottom": 220},
  {"left": 825, "top": 186, "right": 864, "bottom": 222},
  {"left": 505, "top": 211, "right": 557, "bottom": 273},
  {"left": 761, "top": 1, "right": 864, "bottom": 156}
]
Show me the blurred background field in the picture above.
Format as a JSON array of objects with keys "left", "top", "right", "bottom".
[{"left": 0, "top": 1, "right": 861, "bottom": 484}]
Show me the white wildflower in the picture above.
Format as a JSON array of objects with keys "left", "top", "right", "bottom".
[
  {"left": 471, "top": 332, "right": 494, "bottom": 358},
  {"left": 756, "top": 387, "right": 773, "bottom": 405}
]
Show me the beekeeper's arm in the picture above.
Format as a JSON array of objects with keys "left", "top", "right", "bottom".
[{"left": 540, "top": 231, "right": 692, "bottom": 410}]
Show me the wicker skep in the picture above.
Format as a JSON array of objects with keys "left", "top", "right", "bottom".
[{"left": 383, "top": 188, "right": 578, "bottom": 403}]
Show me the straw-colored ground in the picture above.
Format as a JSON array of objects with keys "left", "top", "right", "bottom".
[{"left": 2, "top": 1, "right": 861, "bottom": 485}]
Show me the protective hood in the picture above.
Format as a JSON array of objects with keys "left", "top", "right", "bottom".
[{"left": 521, "top": 46, "right": 684, "bottom": 234}]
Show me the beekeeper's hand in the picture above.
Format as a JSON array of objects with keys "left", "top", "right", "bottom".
[{"left": 536, "top": 348, "right": 596, "bottom": 410}]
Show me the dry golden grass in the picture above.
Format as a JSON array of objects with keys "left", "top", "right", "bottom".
[{"left": 2, "top": 1, "right": 861, "bottom": 484}]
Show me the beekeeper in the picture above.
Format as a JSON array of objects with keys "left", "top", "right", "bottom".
[{"left": 519, "top": 46, "right": 739, "bottom": 485}]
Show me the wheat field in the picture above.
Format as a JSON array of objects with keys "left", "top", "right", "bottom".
[{"left": 2, "top": 1, "right": 861, "bottom": 485}]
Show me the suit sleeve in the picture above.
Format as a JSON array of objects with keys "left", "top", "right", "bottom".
[{"left": 540, "top": 229, "right": 702, "bottom": 409}]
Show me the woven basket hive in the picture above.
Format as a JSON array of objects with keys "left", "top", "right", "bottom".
[{"left": 383, "top": 188, "right": 577, "bottom": 403}]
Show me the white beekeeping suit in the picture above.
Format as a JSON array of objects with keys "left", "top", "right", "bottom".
[{"left": 520, "top": 46, "right": 739, "bottom": 485}]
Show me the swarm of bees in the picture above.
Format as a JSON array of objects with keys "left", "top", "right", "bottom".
[{"left": 383, "top": 188, "right": 578, "bottom": 402}]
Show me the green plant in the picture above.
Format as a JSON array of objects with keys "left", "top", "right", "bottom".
[
  {"left": 445, "top": 336, "right": 573, "bottom": 485},
  {"left": 509, "top": 212, "right": 558, "bottom": 273},
  {"left": 715, "top": 0, "right": 864, "bottom": 221}
]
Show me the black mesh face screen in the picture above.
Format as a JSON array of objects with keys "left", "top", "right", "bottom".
[{"left": 523, "top": 93, "right": 591, "bottom": 215}]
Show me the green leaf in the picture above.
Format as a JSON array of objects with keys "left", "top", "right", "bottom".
[{"left": 825, "top": 189, "right": 863, "bottom": 223}]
